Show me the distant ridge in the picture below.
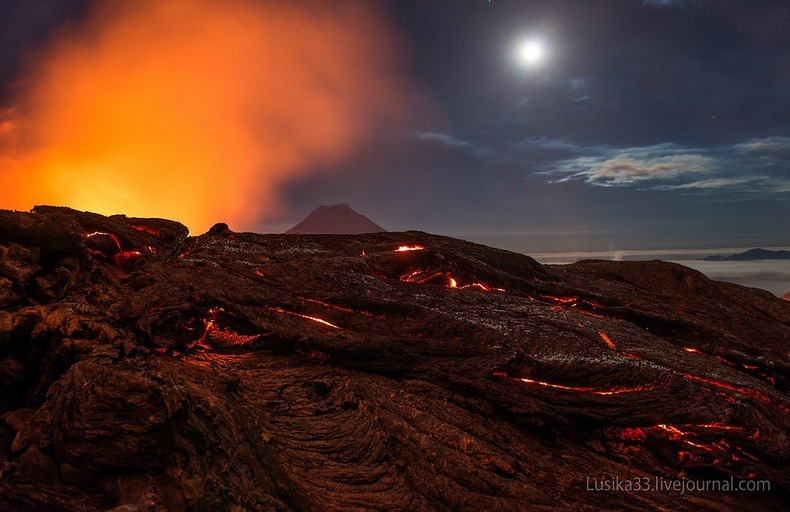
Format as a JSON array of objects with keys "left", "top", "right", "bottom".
[
  {"left": 702, "top": 248, "right": 790, "bottom": 262},
  {"left": 782, "top": 291, "right": 790, "bottom": 301},
  {"left": 285, "top": 204, "right": 385, "bottom": 234}
]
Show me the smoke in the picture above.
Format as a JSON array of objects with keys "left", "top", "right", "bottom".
[{"left": 0, "top": 0, "right": 421, "bottom": 233}]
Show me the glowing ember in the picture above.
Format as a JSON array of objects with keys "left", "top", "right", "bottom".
[
  {"left": 396, "top": 245, "right": 425, "bottom": 252},
  {"left": 683, "top": 347, "right": 700, "bottom": 353},
  {"left": 448, "top": 276, "right": 458, "bottom": 288}
]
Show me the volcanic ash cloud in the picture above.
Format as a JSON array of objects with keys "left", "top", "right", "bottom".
[{"left": 0, "top": 0, "right": 422, "bottom": 233}]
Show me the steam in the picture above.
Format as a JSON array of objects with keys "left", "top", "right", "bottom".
[{"left": 0, "top": 0, "right": 419, "bottom": 232}]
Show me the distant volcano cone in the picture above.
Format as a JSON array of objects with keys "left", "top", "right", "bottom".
[{"left": 285, "top": 204, "right": 385, "bottom": 234}]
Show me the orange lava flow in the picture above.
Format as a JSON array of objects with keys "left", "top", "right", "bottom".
[
  {"left": 198, "top": 307, "right": 262, "bottom": 347},
  {"left": 493, "top": 371, "right": 656, "bottom": 395},
  {"left": 684, "top": 374, "right": 790, "bottom": 413},
  {"left": 616, "top": 423, "right": 762, "bottom": 465},
  {"left": 396, "top": 245, "right": 425, "bottom": 252},
  {"left": 399, "top": 269, "right": 505, "bottom": 292},
  {"left": 459, "top": 281, "right": 506, "bottom": 293},
  {"left": 86, "top": 230, "right": 144, "bottom": 266},
  {"left": 599, "top": 332, "right": 616, "bottom": 349},
  {"left": 536, "top": 294, "right": 604, "bottom": 317},
  {"left": 265, "top": 306, "right": 340, "bottom": 330},
  {"left": 298, "top": 297, "right": 383, "bottom": 318},
  {"left": 86, "top": 231, "right": 123, "bottom": 251},
  {"left": 131, "top": 225, "right": 163, "bottom": 237}
]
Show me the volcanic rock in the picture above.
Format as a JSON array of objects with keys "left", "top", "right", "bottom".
[
  {"left": 1, "top": 206, "right": 789, "bottom": 511},
  {"left": 285, "top": 203, "right": 385, "bottom": 234}
]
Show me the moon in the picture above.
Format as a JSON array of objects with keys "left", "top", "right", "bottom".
[{"left": 516, "top": 38, "right": 547, "bottom": 68}]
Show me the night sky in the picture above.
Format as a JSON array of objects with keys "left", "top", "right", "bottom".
[{"left": 1, "top": 0, "right": 789, "bottom": 255}]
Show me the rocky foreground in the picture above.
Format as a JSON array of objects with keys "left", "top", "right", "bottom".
[{"left": 1, "top": 206, "right": 789, "bottom": 511}]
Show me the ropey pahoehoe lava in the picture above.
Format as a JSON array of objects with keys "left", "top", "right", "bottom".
[{"left": 1, "top": 206, "right": 789, "bottom": 511}]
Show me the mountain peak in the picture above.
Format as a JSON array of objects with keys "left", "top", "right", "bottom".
[{"left": 285, "top": 204, "right": 385, "bottom": 234}]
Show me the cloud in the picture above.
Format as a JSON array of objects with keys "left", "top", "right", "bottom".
[
  {"left": 655, "top": 177, "right": 757, "bottom": 190},
  {"left": 547, "top": 146, "right": 712, "bottom": 186},
  {"left": 733, "top": 136, "right": 790, "bottom": 153},
  {"left": 411, "top": 129, "right": 789, "bottom": 198},
  {"left": 640, "top": 0, "right": 683, "bottom": 9},
  {"left": 538, "top": 138, "right": 790, "bottom": 196},
  {"left": 640, "top": 0, "right": 697, "bottom": 8},
  {"left": 414, "top": 132, "right": 474, "bottom": 149},
  {"left": 413, "top": 132, "right": 588, "bottom": 166}
]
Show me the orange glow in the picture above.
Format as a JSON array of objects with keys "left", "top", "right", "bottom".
[
  {"left": 399, "top": 269, "right": 506, "bottom": 292},
  {"left": 0, "top": 0, "right": 421, "bottom": 233},
  {"left": 684, "top": 373, "right": 790, "bottom": 413},
  {"left": 683, "top": 347, "right": 700, "bottom": 353},
  {"left": 598, "top": 332, "right": 616, "bottom": 349},
  {"left": 298, "top": 297, "right": 383, "bottom": 318},
  {"left": 494, "top": 371, "right": 656, "bottom": 395},
  {"left": 396, "top": 245, "right": 425, "bottom": 252},
  {"left": 198, "top": 306, "right": 262, "bottom": 347},
  {"left": 130, "top": 225, "right": 162, "bottom": 238},
  {"left": 464, "top": 282, "right": 507, "bottom": 292},
  {"left": 266, "top": 306, "right": 340, "bottom": 330},
  {"left": 86, "top": 231, "right": 122, "bottom": 251},
  {"left": 615, "top": 422, "right": 761, "bottom": 466}
]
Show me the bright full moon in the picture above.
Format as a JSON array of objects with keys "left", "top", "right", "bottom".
[{"left": 516, "top": 38, "right": 547, "bottom": 67}]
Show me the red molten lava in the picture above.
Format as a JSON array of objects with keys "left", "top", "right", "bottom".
[
  {"left": 535, "top": 294, "right": 604, "bottom": 317},
  {"left": 131, "top": 225, "right": 163, "bottom": 237},
  {"left": 614, "top": 422, "right": 761, "bottom": 466},
  {"left": 396, "top": 245, "right": 425, "bottom": 252},
  {"left": 265, "top": 306, "right": 341, "bottom": 330},
  {"left": 298, "top": 297, "right": 383, "bottom": 318},
  {"left": 86, "top": 231, "right": 123, "bottom": 251},
  {"left": 599, "top": 332, "right": 616, "bottom": 349},
  {"left": 197, "top": 307, "right": 263, "bottom": 347},
  {"left": 86, "top": 231, "right": 143, "bottom": 267},
  {"left": 493, "top": 371, "right": 657, "bottom": 396},
  {"left": 399, "top": 269, "right": 505, "bottom": 293},
  {"left": 684, "top": 374, "right": 790, "bottom": 413}
]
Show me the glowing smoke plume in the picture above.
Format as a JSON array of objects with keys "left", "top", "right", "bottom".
[{"left": 0, "top": 0, "right": 419, "bottom": 233}]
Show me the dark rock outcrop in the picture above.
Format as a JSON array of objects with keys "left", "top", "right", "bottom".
[
  {"left": 285, "top": 204, "right": 385, "bottom": 234},
  {"left": 1, "top": 207, "right": 789, "bottom": 511}
]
